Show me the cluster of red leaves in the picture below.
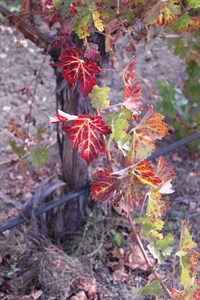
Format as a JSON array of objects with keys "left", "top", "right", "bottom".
[
  {"left": 91, "top": 160, "right": 162, "bottom": 213},
  {"left": 51, "top": 47, "right": 101, "bottom": 98}
]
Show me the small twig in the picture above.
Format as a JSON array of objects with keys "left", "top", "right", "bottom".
[
  {"left": 95, "top": 109, "right": 115, "bottom": 171},
  {"left": 116, "top": 0, "right": 120, "bottom": 15},
  {"left": 0, "top": 4, "right": 53, "bottom": 49},
  {"left": 29, "top": 41, "right": 53, "bottom": 116},
  {"left": 172, "top": 253, "right": 177, "bottom": 289},
  {"left": 140, "top": 193, "right": 148, "bottom": 218},
  {"left": 101, "top": 134, "right": 115, "bottom": 171}
]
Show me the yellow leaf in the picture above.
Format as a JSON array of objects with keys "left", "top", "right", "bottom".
[{"left": 94, "top": 19, "right": 105, "bottom": 32}]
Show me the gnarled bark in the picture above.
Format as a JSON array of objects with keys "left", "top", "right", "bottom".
[{"left": 51, "top": 70, "right": 92, "bottom": 241}]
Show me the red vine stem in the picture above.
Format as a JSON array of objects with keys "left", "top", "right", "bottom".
[{"left": 127, "top": 213, "right": 172, "bottom": 298}]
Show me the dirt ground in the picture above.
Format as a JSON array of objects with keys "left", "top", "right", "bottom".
[{"left": 0, "top": 22, "right": 200, "bottom": 300}]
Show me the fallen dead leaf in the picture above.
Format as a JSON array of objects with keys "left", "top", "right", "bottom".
[
  {"left": 16, "top": 290, "right": 43, "bottom": 300},
  {"left": 172, "top": 153, "right": 182, "bottom": 162},
  {"left": 78, "top": 278, "right": 97, "bottom": 300},
  {"left": 70, "top": 291, "right": 87, "bottom": 300},
  {"left": 124, "top": 245, "right": 153, "bottom": 271}
]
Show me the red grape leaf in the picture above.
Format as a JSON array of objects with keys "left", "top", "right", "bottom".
[
  {"left": 133, "top": 161, "right": 162, "bottom": 188},
  {"left": 91, "top": 168, "right": 121, "bottom": 204},
  {"left": 63, "top": 114, "right": 111, "bottom": 164},
  {"left": 123, "top": 56, "right": 142, "bottom": 119},
  {"left": 51, "top": 47, "right": 101, "bottom": 98},
  {"left": 144, "top": 2, "right": 180, "bottom": 26},
  {"left": 172, "top": 284, "right": 200, "bottom": 300},
  {"left": 117, "top": 170, "right": 145, "bottom": 214},
  {"left": 49, "top": 109, "right": 78, "bottom": 123},
  {"left": 91, "top": 167, "right": 144, "bottom": 213},
  {"left": 190, "top": 17, "right": 200, "bottom": 32},
  {"left": 117, "top": 161, "right": 161, "bottom": 214},
  {"left": 92, "top": 161, "right": 161, "bottom": 214},
  {"left": 21, "top": 0, "right": 30, "bottom": 11},
  {"left": 137, "top": 105, "right": 168, "bottom": 139},
  {"left": 155, "top": 157, "right": 175, "bottom": 183},
  {"left": 155, "top": 156, "right": 175, "bottom": 194},
  {"left": 127, "top": 105, "right": 168, "bottom": 163},
  {"left": 84, "top": 43, "right": 101, "bottom": 62}
]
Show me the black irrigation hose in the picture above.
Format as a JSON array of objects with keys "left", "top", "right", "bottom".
[
  {"left": 0, "top": 131, "right": 199, "bottom": 235},
  {"left": 147, "top": 131, "right": 200, "bottom": 161},
  {"left": 0, "top": 187, "right": 89, "bottom": 234}
]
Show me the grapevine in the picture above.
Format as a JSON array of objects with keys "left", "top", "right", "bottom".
[{"left": 0, "top": 0, "right": 200, "bottom": 298}]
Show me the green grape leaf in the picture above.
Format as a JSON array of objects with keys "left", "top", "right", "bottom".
[
  {"left": 155, "top": 80, "right": 175, "bottom": 119},
  {"left": 9, "top": 140, "right": 25, "bottom": 158},
  {"left": 133, "top": 280, "right": 162, "bottom": 296},
  {"left": 171, "top": 13, "right": 193, "bottom": 32},
  {"left": 29, "top": 147, "right": 49, "bottom": 168},
  {"left": 156, "top": 233, "right": 174, "bottom": 257},
  {"left": 92, "top": 11, "right": 105, "bottom": 32},
  {"left": 53, "top": 0, "right": 64, "bottom": 9},
  {"left": 136, "top": 215, "right": 156, "bottom": 236},
  {"left": 107, "top": 108, "right": 132, "bottom": 153},
  {"left": 147, "top": 233, "right": 174, "bottom": 263},
  {"left": 186, "top": 60, "right": 200, "bottom": 81},
  {"left": 176, "top": 220, "right": 199, "bottom": 286},
  {"left": 146, "top": 190, "right": 166, "bottom": 230},
  {"left": 36, "top": 126, "right": 46, "bottom": 142},
  {"left": 188, "top": 0, "right": 200, "bottom": 9},
  {"left": 73, "top": 10, "right": 91, "bottom": 38},
  {"left": 184, "top": 79, "right": 200, "bottom": 102},
  {"left": 168, "top": 39, "right": 188, "bottom": 59},
  {"left": 89, "top": 85, "right": 110, "bottom": 110},
  {"left": 113, "top": 232, "right": 123, "bottom": 247}
]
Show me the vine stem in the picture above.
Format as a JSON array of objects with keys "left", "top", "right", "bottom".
[
  {"left": 127, "top": 213, "right": 172, "bottom": 298},
  {"left": 101, "top": 122, "right": 171, "bottom": 298},
  {"left": 95, "top": 109, "right": 115, "bottom": 172},
  {"left": 101, "top": 134, "right": 115, "bottom": 172}
]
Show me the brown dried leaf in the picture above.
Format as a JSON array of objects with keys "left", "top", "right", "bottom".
[
  {"left": 70, "top": 291, "right": 87, "bottom": 300},
  {"left": 78, "top": 278, "right": 97, "bottom": 300},
  {"left": 124, "top": 245, "right": 155, "bottom": 271}
]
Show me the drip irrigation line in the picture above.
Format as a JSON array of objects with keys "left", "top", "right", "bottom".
[
  {"left": 0, "top": 187, "right": 89, "bottom": 234},
  {"left": 0, "top": 131, "right": 199, "bottom": 235},
  {"left": 147, "top": 131, "right": 200, "bottom": 161}
]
